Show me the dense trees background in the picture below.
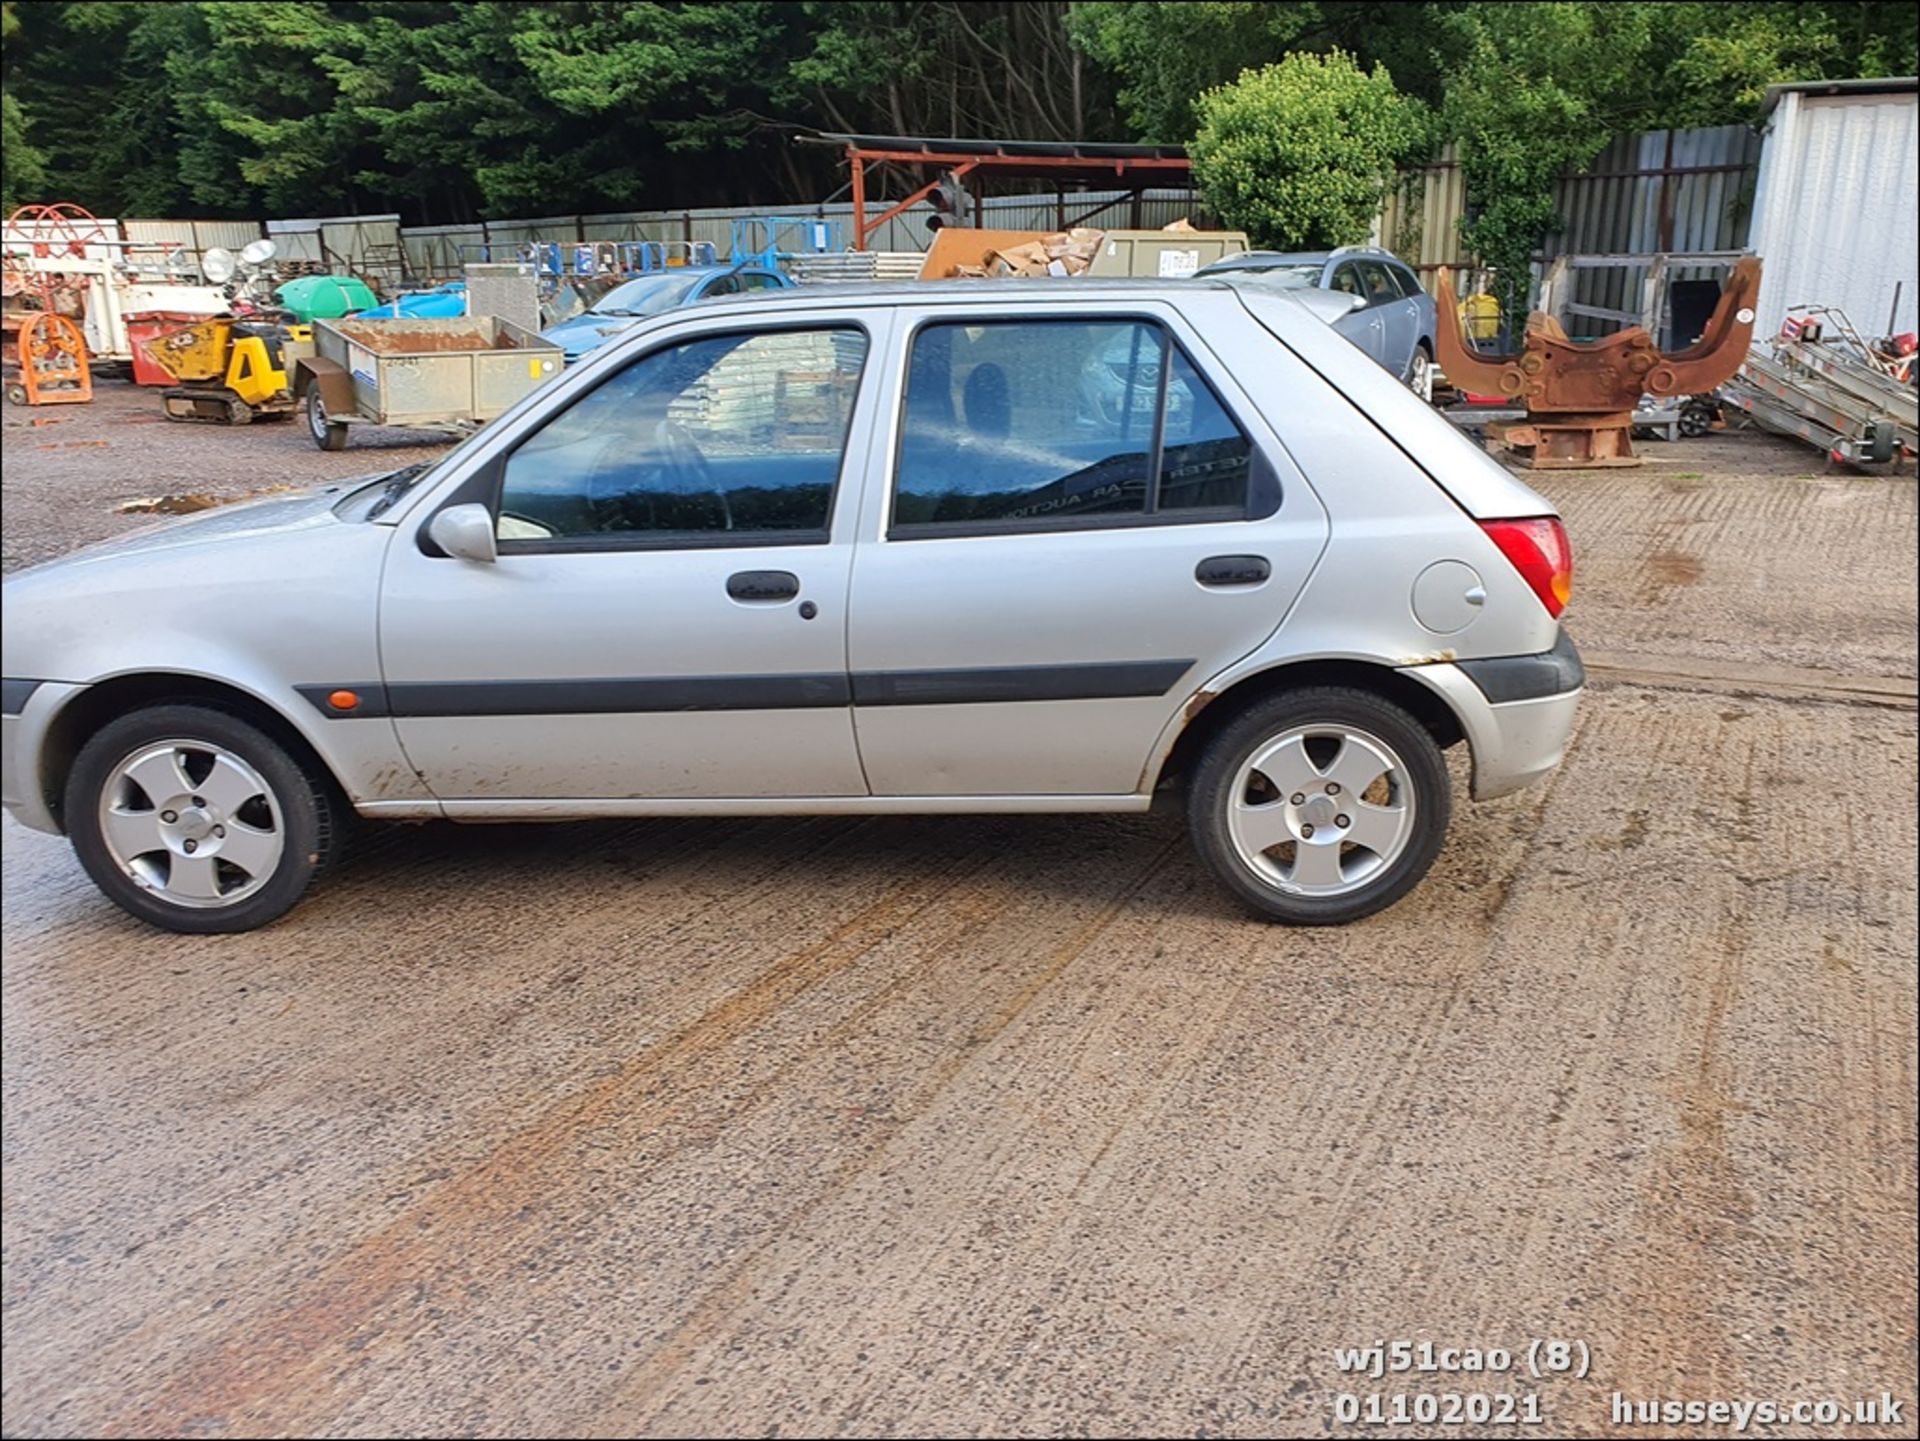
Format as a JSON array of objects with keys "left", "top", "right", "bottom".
[{"left": 2, "top": 0, "right": 1913, "bottom": 225}]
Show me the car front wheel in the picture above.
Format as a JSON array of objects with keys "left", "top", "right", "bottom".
[
  {"left": 65, "top": 704, "right": 342, "bottom": 933},
  {"left": 1188, "top": 686, "right": 1450, "bottom": 924}
]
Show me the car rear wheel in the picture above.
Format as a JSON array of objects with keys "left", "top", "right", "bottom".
[
  {"left": 65, "top": 705, "right": 342, "bottom": 933},
  {"left": 1408, "top": 343, "right": 1435, "bottom": 404},
  {"left": 1188, "top": 686, "right": 1450, "bottom": 924}
]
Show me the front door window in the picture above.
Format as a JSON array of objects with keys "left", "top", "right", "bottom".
[{"left": 496, "top": 328, "right": 869, "bottom": 548}]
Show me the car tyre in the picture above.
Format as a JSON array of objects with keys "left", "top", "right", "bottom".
[
  {"left": 1408, "top": 343, "right": 1436, "bottom": 404},
  {"left": 65, "top": 704, "right": 342, "bottom": 934},
  {"left": 306, "top": 385, "right": 348, "bottom": 451},
  {"left": 1188, "top": 686, "right": 1450, "bottom": 925}
]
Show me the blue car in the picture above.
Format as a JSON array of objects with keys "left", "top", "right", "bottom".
[
  {"left": 1196, "top": 246, "right": 1439, "bottom": 402},
  {"left": 540, "top": 265, "right": 792, "bottom": 363}
]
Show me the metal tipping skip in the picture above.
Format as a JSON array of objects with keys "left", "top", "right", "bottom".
[{"left": 1434, "top": 258, "right": 1762, "bottom": 468}]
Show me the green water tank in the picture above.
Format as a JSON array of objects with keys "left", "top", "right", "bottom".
[{"left": 275, "top": 275, "right": 379, "bottom": 323}]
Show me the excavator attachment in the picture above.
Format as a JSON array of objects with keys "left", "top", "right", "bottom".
[{"left": 1435, "top": 257, "right": 1761, "bottom": 467}]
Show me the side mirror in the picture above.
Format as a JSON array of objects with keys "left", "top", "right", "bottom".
[{"left": 428, "top": 503, "right": 497, "bottom": 563}]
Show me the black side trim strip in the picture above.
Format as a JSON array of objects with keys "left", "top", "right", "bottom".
[
  {"left": 297, "top": 661, "right": 1198, "bottom": 719},
  {"left": 391, "top": 674, "right": 852, "bottom": 717},
  {"left": 1, "top": 678, "right": 44, "bottom": 716},
  {"left": 851, "top": 659, "right": 1193, "bottom": 706},
  {"left": 1455, "top": 631, "right": 1584, "bottom": 704}
]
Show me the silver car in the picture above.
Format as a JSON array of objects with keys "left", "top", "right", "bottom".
[
  {"left": 1197, "top": 247, "right": 1440, "bottom": 401},
  {"left": 2, "top": 280, "right": 1581, "bottom": 933}
]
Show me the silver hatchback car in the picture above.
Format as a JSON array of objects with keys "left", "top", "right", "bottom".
[{"left": 2, "top": 281, "right": 1581, "bottom": 933}]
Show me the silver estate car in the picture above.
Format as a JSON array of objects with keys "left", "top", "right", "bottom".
[
  {"left": 1197, "top": 247, "right": 1440, "bottom": 401},
  {"left": 2, "top": 280, "right": 1581, "bottom": 933}
]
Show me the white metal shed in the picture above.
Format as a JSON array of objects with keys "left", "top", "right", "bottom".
[{"left": 1748, "top": 77, "right": 1918, "bottom": 342}]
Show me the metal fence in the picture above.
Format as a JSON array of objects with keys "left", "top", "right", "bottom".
[
  {"left": 396, "top": 188, "right": 1208, "bottom": 279},
  {"left": 264, "top": 214, "right": 404, "bottom": 279},
  {"left": 1377, "top": 124, "right": 1761, "bottom": 332},
  {"left": 121, "top": 218, "right": 265, "bottom": 263}
]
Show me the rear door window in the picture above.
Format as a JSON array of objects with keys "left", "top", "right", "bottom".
[
  {"left": 891, "top": 318, "right": 1255, "bottom": 536},
  {"left": 1357, "top": 261, "right": 1400, "bottom": 307}
]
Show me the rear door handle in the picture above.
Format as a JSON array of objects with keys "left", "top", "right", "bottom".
[
  {"left": 727, "top": 570, "right": 799, "bottom": 602},
  {"left": 1195, "top": 555, "right": 1271, "bottom": 587}
]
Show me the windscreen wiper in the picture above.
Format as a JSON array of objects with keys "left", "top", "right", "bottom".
[{"left": 365, "top": 463, "right": 432, "bottom": 519}]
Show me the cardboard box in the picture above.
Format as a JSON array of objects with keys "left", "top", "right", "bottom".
[{"left": 916, "top": 225, "right": 1112, "bottom": 280}]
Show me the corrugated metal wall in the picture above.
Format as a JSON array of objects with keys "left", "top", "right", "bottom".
[
  {"left": 1546, "top": 125, "right": 1761, "bottom": 337},
  {"left": 1377, "top": 144, "right": 1470, "bottom": 273},
  {"left": 1750, "top": 88, "right": 1919, "bottom": 340},
  {"left": 263, "top": 214, "right": 404, "bottom": 274},
  {"left": 1376, "top": 125, "right": 1761, "bottom": 332},
  {"left": 121, "top": 218, "right": 266, "bottom": 268}
]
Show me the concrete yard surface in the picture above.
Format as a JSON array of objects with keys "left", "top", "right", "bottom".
[{"left": 2, "top": 395, "right": 1915, "bottom": 1437}]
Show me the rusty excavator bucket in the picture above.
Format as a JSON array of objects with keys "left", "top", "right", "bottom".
[{"left": 1435, "top": 257, "right": 1761, "bottom": 467}]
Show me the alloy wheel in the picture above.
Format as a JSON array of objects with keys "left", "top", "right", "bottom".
[
  {"left": 97, "top": 740, "right": 285, "bottom": 908},
  {"left": 1226, "top": 725, "right": 1416, "bottom": 896}
]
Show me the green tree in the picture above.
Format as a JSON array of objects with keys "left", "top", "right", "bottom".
[
  {"left": 1437, "top": 2, "right": 1661, "bottom": 318},
  {"left": 1066, "top": 1, "right": 1327, "bottom": 141},
  {"left": 1190, "top": 49, "right": 1429, "bottom": 249},
  {"left": 3, "top": 0, "right": 1915, "bottom": 230},
  {"left": 1433, "top": 2, "right": 1917, "bottom": 317},
  {"left": 1, "top": 3, "right": 50, "bottom": 214},
  {"left": 1656, "top": 2, "right": 1917, "bottom": 125},
  {"left": 4, "top": 1, "right": 188, "bottom": 216},
  {"left": 788, "top": 3, "right": 1112, "bottom": 142}
]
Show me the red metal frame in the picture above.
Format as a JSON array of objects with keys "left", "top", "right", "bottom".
[
  {"left": 842, "top": 143, "right": 1193, "bottom": 249},
  {"left": 858, "top": 159, "right": 982, "bottom": 252}
]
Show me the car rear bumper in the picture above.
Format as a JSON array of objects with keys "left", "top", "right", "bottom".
[
  {"left": 1470, "top": 686, "right": 1584, "bottom": 799},
  {"left": 1397, "top": 632, "right": 1585, "bottom": 801}
]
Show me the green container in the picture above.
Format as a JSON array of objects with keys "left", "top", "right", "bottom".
[{"left": 275, "top": 274, "right": 379, "bottom": 323}]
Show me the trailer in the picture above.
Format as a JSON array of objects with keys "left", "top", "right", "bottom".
[
  {"left": 293, "top": 315, "right": 563, "bottom": 450},
  {"left": 1721, "top": 308, "right": 1917, "bottom": 472}
]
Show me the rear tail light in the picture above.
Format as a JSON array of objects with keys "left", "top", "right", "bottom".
[{"left": 1480, "top": 517, "right": 1573, "bottom": 617}]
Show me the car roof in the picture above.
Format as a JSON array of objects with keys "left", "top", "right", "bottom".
[
  {"left": 695, "top": 277, "right": 1248, "bottom": 307},
  {"left": 1201, "top": 247, "right": 1410, "bottom": 271},
  {"left": 602, "top": 263, "right": 778, "bottom": 283}
]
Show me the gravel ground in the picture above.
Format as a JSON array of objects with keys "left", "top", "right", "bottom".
[
  {"left": 1, "top": 377, "right": 449, "bottom": 574},
  {"left": 3, "top": 387, "right": 1915, "bottom": 1437}
]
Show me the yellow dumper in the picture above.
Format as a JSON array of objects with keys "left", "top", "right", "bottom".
[{"left": 138, "top": 316, "right": 314, "bottom": 424}]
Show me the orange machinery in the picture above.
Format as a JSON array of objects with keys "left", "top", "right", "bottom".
[{"left": 1434, "top": 257, "right": 1761, "bottom": 467}]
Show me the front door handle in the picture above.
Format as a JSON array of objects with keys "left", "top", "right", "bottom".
[
  {"left": 1195, "top": 554, "right": 1271, "bottom": 587},
  {"left": 727, "top": 570, "right": 799, "bottom": 602}
]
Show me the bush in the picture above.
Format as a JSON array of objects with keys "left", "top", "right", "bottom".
[{"left": 1190, "top": 50, "right": 1430, "bottom": 251}]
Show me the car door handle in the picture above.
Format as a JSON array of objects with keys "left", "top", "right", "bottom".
[
  {"left": 727, "top": 570, "right": 799, "bottom": 602},
  {"left": 1195, "top": 555, "right": 1270, "bottom": 587}
]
